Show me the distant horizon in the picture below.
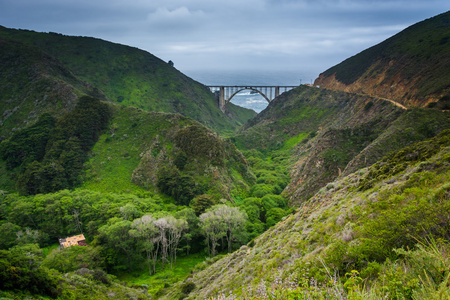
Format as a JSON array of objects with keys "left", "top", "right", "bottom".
[{"left": 183, "top": 69, "right": 317, "bottom": 87}]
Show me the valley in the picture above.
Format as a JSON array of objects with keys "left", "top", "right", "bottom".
[{"left": 0, "top": 10, "right": 450, "bottom": 300}]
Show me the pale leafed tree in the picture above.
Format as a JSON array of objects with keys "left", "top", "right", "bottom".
[
  {"left": 119, "top": 203, "right": 141, "bottom": 221},
  {"left": 214, "top": 205, "right": 248, "bottom": 253},
  {"left": 154, "top": 217, "right": 170, "bottom": 271},
  {"left": 72, "top": 208, "right": 83, "bottom": 234},
  {"left": 129, "top": 214, "right": 159, "bottom": 275},
  {"left": 199, "top": 208, "right": 227, "bottom": 257},
  {"left": 16, "top": 227, "right": 41, "bottom": 245},
  {"left": 166, "top": 216, "right": 188, "bottom": 268}
]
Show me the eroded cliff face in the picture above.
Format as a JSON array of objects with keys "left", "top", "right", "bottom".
[
  {"left": 314, "top": 62, "right": 434, "bottom": 109},
  {"left": 314, "top": 12, "right": 450, "bottom": 109},
  {"left": 284, "top": 96, "right": 403, "bottom": 205}
]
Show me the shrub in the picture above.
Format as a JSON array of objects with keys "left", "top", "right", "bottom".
[
  {"left": 190, "top": 194, "right": 216, "bottom": 215},
  {"left": 0, "top": 249, "right": 60, "bottom": 298},
  {"left": 93, "top": 269, "right": 110, "bottom": 285},
  {"left": 180, "top": 282, "right": 196, "bottom": 294}
]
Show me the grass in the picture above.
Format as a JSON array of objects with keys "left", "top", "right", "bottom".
[
  {"left": 80, "top": 105, "right": 189, "bottom": 194},
  {"left": 280, "top": 132, "right": 309, "bottom": 151},
  {"left": 118, "top": 254, "right": 206, "bottom": 297},
  {"left": 41, "top": 243, "right": 60, "bottom": 257}
]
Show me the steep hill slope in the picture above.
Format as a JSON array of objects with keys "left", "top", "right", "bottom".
[
  {"left": 81, "top": 103, "right": 255, "bottom": 200},
  {"left": 314, "top": 11, "right": 450, "bottom": 108},
  {"left": 164, "top": 130, "right": 450, "bottom": 299},
  {"left": 234, "top": 85, "right": 450, "bottom": 205},
  {"left": 234, "top": 86, "right": 402, "bottom": 152},
  {"left": 0, "top": 38, "right": 106, "bottom": 140},
  {"left": 0, "top": 97, "right": 255, "bottom": 200},
  {"left": 0, "top": 26, "right": 255, "bottom": 134}
]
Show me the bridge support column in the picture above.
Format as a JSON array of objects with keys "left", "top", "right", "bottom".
[
  {"left": 219, "top": 86, "right": 226, "bottom": 112},
  {"left": 275, "top": 86, "right": 280, "bottom": 99}
]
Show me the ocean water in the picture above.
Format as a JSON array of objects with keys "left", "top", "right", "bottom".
[{"left": 185, "top": 69, "right": 318, "bottom": 113}]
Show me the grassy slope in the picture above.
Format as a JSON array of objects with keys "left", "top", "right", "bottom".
[
  {"left": 118, "top": 254, "right": 205, "bottom": 298},
  {"left": 80, "top": 103, "right": 255, "bottom": 200},
  {"left": 287, "top": 108, "right": 450, "bottom": 204},
  {"left": 0, "top": 38, "right": 105, "bottom": 139},
  {"left": 0, "top": 27, "right": 256, "bottom": 134},
  {"left": 315, "top": 11, "right": 450, "bottom": 107},
  {"left": 163, "top": 130, "right": 450, "bottom": 299},
  {"left": 233, "top": 85, "right": 401, "bottom": 152}
]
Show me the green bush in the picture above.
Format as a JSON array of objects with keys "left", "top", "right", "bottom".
[
  {"left": 180, "top": 281, "right": 196, "bottom": 294},
  {"left": 190, "top": 194, "right": 216, "bottom": 216},
  {"left": 251, "top": 184, "right": 275, "bottom": 198},
  {"left": 0, "top": 249, "right": 59, "bottom": 298},
  {"left": 42, "top": 245, "right": 104, "bottom": 273}
]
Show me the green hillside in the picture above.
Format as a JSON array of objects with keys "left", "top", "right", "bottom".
[
  {"left": 164, "top": 129, "right": 450, "bottom": 299},
  {"left": 0, "top": 26, "right": 256, "bottom": 134},
  {"left": 233, "top": 85, "right": 402, "bottom": 152},
  {"left": 234, "top": 85, "right": 450, "bottom": 204},
  {"left": 1, "top": 11, "right": 450, "bottom": 300},
  {"left": 0, "top": 38, "right": 106, "bottom": 140},
  {"left": 81, "top": 103, "right": 255, "bottom": 200},
  {"left": 315, "top": 11, "right": 450, "bottom": 108},
  {"left": 0, "top": 98, "right": 255, "bottom": 200}
]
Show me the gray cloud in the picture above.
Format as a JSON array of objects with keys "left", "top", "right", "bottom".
[{"left": 0, "top": 0, "right": 449, "bottom": 75}]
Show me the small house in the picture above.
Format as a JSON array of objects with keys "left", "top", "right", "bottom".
[{"left": 59, "top": 234, "right": 87, "bottom": 249}]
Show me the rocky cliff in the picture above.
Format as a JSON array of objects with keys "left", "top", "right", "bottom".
[{"left": 314, "top": 11, "right": 450, "bottom": 108}]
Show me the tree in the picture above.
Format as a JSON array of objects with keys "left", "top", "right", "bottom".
[
  {"left": 213, "top": 205, "right": 248, "bottom": 253},
  {"left": 98, "top": 218, "right": 135, "bottom": 271},
  {"left": 129, "top": 214, "right": 159, "bottom": 275},
  {"left": 199, "top": 208, "right": 226, "bottom": 257},
  {"left": 42, "top": 245, "right": 103, "bottom": 273},
  {"left": 200, "top": 205, "right": 248, "bottom": 257},
  {"left": 166, "top": 216, "right": 187, "bottom": 268},
  {"left": 0, "top": 248, "right": 59, "bottom": 298},
  {"left": 154, "top": 217, "right": 170, "bottom": 271},
  {"left": 0, "top": 222, "right": 21, "bottom": 249},
  {"left": 175, "top": 208, "right": 199, "bottom": 255},
  {"left": 16, "top": 227, "right": 43, "bottom": 246},
  {"left": 191, "top": 194, "right": 216, "bottom": 216},
  {"left": 120, "top": 203, "right": 141, "bottom": 221}
]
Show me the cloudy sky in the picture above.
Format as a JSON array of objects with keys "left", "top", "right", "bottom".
[{"left": 1, "top": 0, "right": 449, "bottom": 77}]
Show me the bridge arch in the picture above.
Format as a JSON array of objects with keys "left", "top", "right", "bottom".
[
  {"left": 207, "top": 85, "right": 298, "bottom": 112},
  {"left": 227, "top": 87, "right": 270, "bottom": 104}
]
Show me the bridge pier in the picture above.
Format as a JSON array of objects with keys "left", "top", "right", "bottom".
[{"left": 219, "top": 86, "right": 226, "bottom": 112}]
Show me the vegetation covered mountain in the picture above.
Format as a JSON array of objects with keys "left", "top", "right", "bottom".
[
  {"left": 1, "top": 11, "right": 450, "bottom": 300},
  {"left": 0, "top": 26, "right": 256, "bottom": 135},
  {"left": 0, "top": 37, "right": 106, "bottom": 140},
  {"left": 165, "top": 129, "right": 450, "bottom": 299},
  {"left": 314, "top": 11, "right": 450, "bottom": 108},
  {"left": 0, "top": 97, "right": 255, "bottom": 200},
  {"left": 234, "top": 85, "right": 450, "bottom": 205}
]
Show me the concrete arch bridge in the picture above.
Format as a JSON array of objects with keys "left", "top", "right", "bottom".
[{"left": 207, "top": 85, "right": 297, "bottom": 111}]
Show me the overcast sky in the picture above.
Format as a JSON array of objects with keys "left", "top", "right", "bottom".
[{"left": 1, "top": 0, "right": 449, "bottom": 77}]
